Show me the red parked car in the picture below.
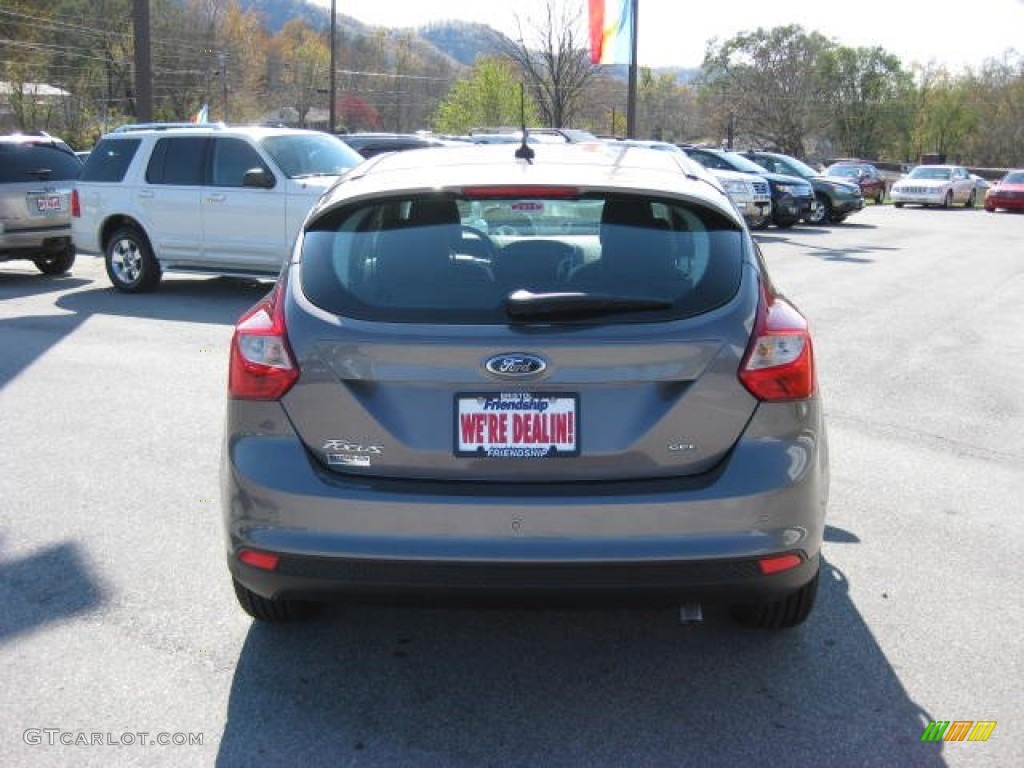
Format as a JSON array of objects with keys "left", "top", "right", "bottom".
[
  {"left": 984, "top": 169, "right": 1024, "bottom": 212},
  {"left": 825, "top": 161, "right": 887, "bottom": 204}
]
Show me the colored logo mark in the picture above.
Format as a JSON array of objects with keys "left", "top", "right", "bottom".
[{"left": 920, "top": 720, "right": 997, "bottom": 742}]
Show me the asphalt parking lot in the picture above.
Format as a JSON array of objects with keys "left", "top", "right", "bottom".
[{"left": 1, "top": 204, "right": 1022, "bottom": 767}]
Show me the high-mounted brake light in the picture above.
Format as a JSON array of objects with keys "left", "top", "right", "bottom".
[
  {"left": 459, "top": 185, "right": 580, "bottom": 198},
  {"left": 739, "top": 286, "right": 816, "bottom": 401},
  {"left": 228, "top": 274, "right": 298, "bottom": 400}
]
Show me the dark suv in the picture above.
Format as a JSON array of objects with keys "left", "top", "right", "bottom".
[
  {"left": 681, "top": 146, "right": 815, "bottom": 228},
  {"left": 0, "top": 133, "right": 81, "bottom": 274},
  {"left": 741, "top": 150, "right": 864, "bottom": 225}
]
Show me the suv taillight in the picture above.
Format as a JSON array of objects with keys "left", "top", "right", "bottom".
[
  {"left": 71, "top": 189, "right": 80, "bottom": 218},
  {"left": 739, "top": 286, "right": 816, "bottom": 401},
  {"left": 228, "top": 275, "right": 298, "bottom": 400}
]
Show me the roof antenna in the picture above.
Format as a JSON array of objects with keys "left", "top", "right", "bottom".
[{"left": 515, "top": 83, "right": 534, "bottom": 162}]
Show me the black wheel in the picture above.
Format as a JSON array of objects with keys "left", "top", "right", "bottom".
[
  {"left": 893, "top": 202, "right": 904, "bottom": 208},
  {"left": 965, "top": 188, "right": 977, "bottom": 208},
  {"left": 33, "top": 242, "right": 75, "bottom": 275},
  {"left": 805, "top": 194, "right": 830, "bottom": 225},
  {"left": 731, "top": 568, "right": 820, "bottom": 630},
  {"left": 941, "top": 190, "right": 953, "bottom": 209},
  {"left": 232, "top": 579, "right": 318, "bottom": 622},
  {"left": 105, "top": 225, "right": 161, "bottom": 292},
  {"left": 749, "top": 214, "right": 771, "bottom": 230}
]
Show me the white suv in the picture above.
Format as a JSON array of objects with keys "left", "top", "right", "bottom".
[{"left": 72, "top": 123, "right": 363, "bottom": 292}]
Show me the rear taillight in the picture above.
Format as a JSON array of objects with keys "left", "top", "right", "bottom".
[
  {"left": 71, "top": 189, "right": 80, "bottom": 218},
  {"left": 739, "top": 286, "right": 816, "bottom": 401},
  {"left": 228, "top": 275, "right": 298, "bottom": 400}
]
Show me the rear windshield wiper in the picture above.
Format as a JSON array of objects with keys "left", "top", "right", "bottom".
[{"left": 505, "top": 289, "right": 673, "bottom": 320}]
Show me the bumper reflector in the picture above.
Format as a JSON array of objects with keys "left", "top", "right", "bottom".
[
  {"left": 238, "top": 549, "right": 280, "bottom": 571},
  {"left": 758, "top": 554, "right": 802, "bottom": 575}
]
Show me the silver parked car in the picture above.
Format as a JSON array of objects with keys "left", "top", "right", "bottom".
[
  {"left": 0, "top": 133, "right": 81, "bottom": 274},
  {"left": 890, "top": 164, "right": 978, "bottom": 208},
  {"left": 223, "top": 142, "right": 829, "bottom": 629}
]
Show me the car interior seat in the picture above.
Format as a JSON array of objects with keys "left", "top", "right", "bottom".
[
  {"left": 568, "top": 197, "right": 688, "bottom": 297},
  {"left": 372, "top": 197, "right": 496, "bottom": 307}
]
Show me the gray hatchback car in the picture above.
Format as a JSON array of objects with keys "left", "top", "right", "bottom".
[{"left": 223, "top": 142, "right": 829, "bottom": 629}]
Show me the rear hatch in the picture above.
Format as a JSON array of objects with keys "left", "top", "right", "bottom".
[
  {"left": 282, "top": 190, "right": 760, "bottom": 482},
  {"left": 0, "top": 140, "right": 81, "bottom": 236}
]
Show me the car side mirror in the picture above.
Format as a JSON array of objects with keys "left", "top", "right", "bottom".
[{"left": 243, "top": 168, "right": 275, "bottom": 189}]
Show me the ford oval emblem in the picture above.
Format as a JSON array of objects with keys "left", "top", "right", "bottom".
[{"left": 485, "top": 353, "right": 547, "bottom": 378}]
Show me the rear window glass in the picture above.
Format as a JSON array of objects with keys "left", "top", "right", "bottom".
[
  {"left": 299, "top": 193, "right": 746, "bottom": 324},
  {"left": 79, "top": 138, "right": 140, "bottom": 182},
  {"left": 0, "top": 141, "right": 83, "bottom": 182}
]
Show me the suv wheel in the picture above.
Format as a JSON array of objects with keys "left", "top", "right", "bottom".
[
  {"left": 232, "top": 579, "right": 318, "bottom": 622},
  {"left": 731, "top": 568, "right": 820, "bottom": 630},
  {"left": 805, "top": 194, "right": 830, "bottom": 225},
  {"left": 33, "top": 242, "right": 75, "bottom": 275},
  {"left": 105, "top": 226, "right": 161, "bottom": 292}
]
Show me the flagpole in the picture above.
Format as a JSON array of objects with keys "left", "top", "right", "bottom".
[{"left": 625, "top": 0, "right": 638, "bottom": 138}]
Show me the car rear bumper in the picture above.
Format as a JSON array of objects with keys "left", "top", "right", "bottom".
[
  {"left": 223, "top": 400, "right": 829, "bottom": 603},
  {"left": 0, "top": 227, "right": 72, "bottom": 259}
]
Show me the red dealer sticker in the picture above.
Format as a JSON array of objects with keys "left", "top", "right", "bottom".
[{"left": 455, "top": 393, "right": 579, "bottom": 458}]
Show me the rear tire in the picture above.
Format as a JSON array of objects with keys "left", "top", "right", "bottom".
[
  {"left": 232, "top": 579, "right": 318, "bottom": 622},
  {"left": 965, "top": 188, "right": 977, "bottom": 208},
  {"left": 105, "top": 225, "right": 161, "bottom": 292},
  {"left": 893, "top": 202, "right": 904, "bottom": 208},
  {"left": 34, "top": 242, "right": 76, "bottom": 275},
  {"left": 731, "top": 568, "right": 819, "bottom": 630}
]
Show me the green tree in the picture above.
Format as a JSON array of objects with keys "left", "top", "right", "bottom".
[
  {"left": 912, "top": 66, "right": 979, "bottom": 163},
  {"left": 820, "top": 45, "right": 913, "bottom": 160},
  {"left": 699, "top": 25, "right": 835, "bottom": 156},
  {"left": 960, "top": 53, "right": 1024, "bottom": 167},
  {"left": 432, "top": 57, "right": 538, "bottom": 134}
]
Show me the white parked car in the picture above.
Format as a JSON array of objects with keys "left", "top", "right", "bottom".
[
  {"left": 709, "top": 168, "right": 772, "bottom": 229},
  {"left": 609, "top": 139, "right": 771, "bottom": 228},
  {"left": 890, "top": 164, "right": 978, "bottom": 209},
  {"left": 72, "top": 123, "right": 364, "bottom": 292}
]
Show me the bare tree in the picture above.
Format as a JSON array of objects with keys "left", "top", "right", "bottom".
[{"left": 498, "top": 0, "right": 595, "bottom": 128}]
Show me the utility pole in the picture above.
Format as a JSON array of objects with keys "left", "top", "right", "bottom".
[
  {"left": 132, "top": 0, "right": 152, "bottom": 121},
  {"left": 219, "top": 52, "right": 228, "bottom": 122},
  {"left": 329, "top": 0, "right": 337, "bottom": 133}
]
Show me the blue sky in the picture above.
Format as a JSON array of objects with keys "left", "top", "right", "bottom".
[{"left": 314, "top": 0, "right": 1024, "bottom": 71}]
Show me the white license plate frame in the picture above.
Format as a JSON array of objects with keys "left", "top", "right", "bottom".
[{"left": 455, "top": 392, "right": 579, "bottom": 458}]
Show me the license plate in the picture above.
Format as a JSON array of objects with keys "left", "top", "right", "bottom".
[
  {"left": 32, "top": 194, "right": 64, "bottom": 215},
  {"left": 455, "top": 393, "right": 579, "bottom": 457}
]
